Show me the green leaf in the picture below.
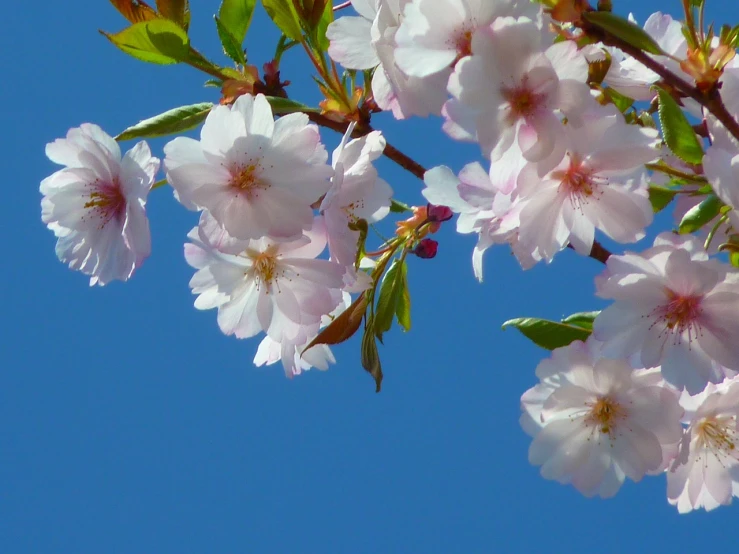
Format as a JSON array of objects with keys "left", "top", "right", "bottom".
[
  {"left": 604, "top": 87, "right": 634, "bottom": 112},
  {"left": 156, "top": 0, "right": 190, "bottom": 30},
  {"left": 115, "top": 102, "right": 213, "bottom": 141},
  {"left": 348, "top": 218, "right": 368, "bottom": 267},
  {"left": 262, "top": 0, "right": 303, "bottom": 41},
  {"left": 374, "top": 259, "right": 405, "bottom": 340},
  {"left": 730, "top": 251, "right": 739, "bottom": 268},
  {"left": 656, "top": 87, "right": 705, "bottom": 165},
  {"left": 501, "top": 317, "right": 592, "bottom": 350},
  {"left": 561, "top": 311, "right": 600, "bottom": 331},
  {"left": 102, "top": 19, "right": 190, "bottom": 64},
  {"left": 648, "top": 184, "right": 678, "bottom": 213},
  {"left": 361, "top": 323, "right": 383, "bottom": 393},
  {"left": 314, "top": 0, "right": 334, "bottom": 50},
  {"left": 395, "top": 262, "right": 411, "bottom": 332},
  {"left": 583, "top": 11, "right": 666, "bottom": 55},
  {"left": 679, "top": 195, "right": 722, "bottom": 234},
  {"left": 390, "top": 199, "right": 412, "bottom": 213},
  {"left": 215, "top": 15, "right": 246, "bottom": 64},
  {"left": 265, "top": 96, "right": 317, "bottom": 114},
  {"left": 217, "top": 0, "right": 257, "bottom": 46}
]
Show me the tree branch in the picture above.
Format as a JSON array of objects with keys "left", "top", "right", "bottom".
[{"left": 582, "top": 22, "right": 739, "bottom": 143}]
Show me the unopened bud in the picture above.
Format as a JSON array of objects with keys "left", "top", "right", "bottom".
[
  {"left": 427, "top": 203, "right": 453, "bottom": 223},
  {"left": 413, "top": 238, "right": 438, "bottom": 259}
]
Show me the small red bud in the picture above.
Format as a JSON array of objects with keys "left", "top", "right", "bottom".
[
  {"left": 427, "top": 203, "right": 453, "bottom": 223},
  {"left": 413, "top": 238, "right": 438, "bottom": 259}
]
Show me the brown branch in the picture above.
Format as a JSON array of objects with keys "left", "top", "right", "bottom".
[
  {"left": 568, "top": 241, "right": 612, "bottom": 264},
  {"left": 581, "top": 21, "right": 739, "bottom": 143}
]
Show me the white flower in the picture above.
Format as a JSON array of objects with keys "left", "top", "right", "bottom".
[
  {"left": 164, "top": 94, "right": 333, "bottom": 241},
  {"left": 604, "top": 13, "right": 689, "bottom": 102},
  {"left": 184, "top": 213, "right": 345, "bottom": 342},
  {"left": 445, "top": 18, "right": 593, "bottom": 161},
  {"left": 667, "top": 378, "right": 739, "bottom": 513},
  {"left": 422, "top": 147, "right": 528, "bottom": 280},
  {"left": 41, "top": 124, "right": 159, "bottom": 286},
  {"left": 321, "top": 125, "right": 392, "bottom": 267},
  {"left": 394, "top": 0, "right": 530, "bottom": 79},
  {"left": 327, "top": 0, "right": 449, "bottom": 118},
  {"left": 594, "top": 233, "right": 739, "bottom": 393},
  {"left": 515, "top": 105, "right": 657, "bottom": 261},
  {"left": 254, "top": 335, "right": 336, "bottom": 378},
  {"left": 522, "top": 339, "right": 684, "bottom": 498}
]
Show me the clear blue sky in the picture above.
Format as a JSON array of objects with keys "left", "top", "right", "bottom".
[{"left": 2, "top": 1, "right": 738, "bottom": 552}]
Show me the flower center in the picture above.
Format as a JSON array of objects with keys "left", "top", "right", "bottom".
[
  {"left": 230, "top": 161, "right": 267, "bottom": 196},
  {"left": 253, "top": 251, "right": 277, "bottom": 287},
  {"left": 584, "top": 395, "right": 626, "bottom": 437},
  {"left": 551, "top": 155, "right": 601, "bottom": 210},
  {"left": 653, "top": 289, "right": 703, "bottom": 338},
  {"left": 696, "top": 415, "right": 737, "bottom": 458},
  {"left": 83, "top": 178, "right": 126, "bottom": 228},
  {"left": 502, "top": 78, "right": 545, "bottom": 123},
  {"left": 452, "top": 28, "right": 473, "bottom": 61}
]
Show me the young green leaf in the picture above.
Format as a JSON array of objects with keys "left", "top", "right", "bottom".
[
  {"left": 156, "top": 0, "right": 190, "bottom": 30},
  {"left": 314, "top": 0, "right": 334, "bottom": 50},
  {"left": 389, "top": 199, "right": 412, "bottom": 213},
  {"left": 583, "top": 11, "right": 666, "bottom": 55},
  {"left": 361, "top": 324, "right": 383, "bottom": 393},
  {"left": 560, "top": 311, "right": 600, "bottom": 331},
  {"left": 101, "top": 19, "right": 190, "bottom": 65},
  {"left": 648, "top": 184, "right": 679, "bottom": 213},
  {"left": 374, "top": 259, "right": 405, "bottom": 340},
  {"left": 395, "top": 262, "right": 411, "bottom": 332},
  {"left": 656, "top": 87, "right": 705, "bottom": 165},
  {"left": 115, "top": 102, "right": 213, "bottom": 141},
  {"left": 265, "top": 96, "right": 318, "bottom": 114},
  {"left": 501, "top": 317, "right": 592, "bottom": 350},
  {"left": 262, "top": 0, "right": 303, "bottom": 42},
  {"left": 217, "top": 0, "right": 257, "bottom": 46},
  {"left": 215, "top": 15, "right": 247, "bottom": 65},
  {"left": 679, "top": 195, "right": 722, "bottom": 234}
]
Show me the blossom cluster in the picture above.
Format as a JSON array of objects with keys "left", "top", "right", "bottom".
[{"left": 40, "top": 0, "right": 739, "bottom": 514}]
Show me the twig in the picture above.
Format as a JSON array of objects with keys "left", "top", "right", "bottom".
[{"left": 582, "top": 22, "right": 739, "bottom": 143}]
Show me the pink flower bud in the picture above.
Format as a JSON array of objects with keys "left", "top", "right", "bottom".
[
  {"left": 426, "top": 203, "right": 453, "bottom": 223},
  {"left": 413, "top": 238, "right": 438, "bottom": 259}
]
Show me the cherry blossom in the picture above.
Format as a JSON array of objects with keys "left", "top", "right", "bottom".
[
  {"left": 667, "top": 378, "right": 739, "bottom": 513},
  {"left": 394, "top": 0, "right": 533, "bottom": 80},
  {"left": 594, "top": 233, "right": 739, "bottom": 393},
  {"left": 604, "top": 12, "right": 689, "bottom": 102},
  {"left": 41, "top": 124, "right": 159, "bottom": 286},
  {"left": 184, "top": 213, "right": 345, "bottom": 342},
  {"left": 320, "top": 124, "right": 392, "bottom": 267},
  {"left": 444, "top": 17, "right": 593, "bottom": 161},
  {"left": 254, "top": 335, "right": 336, "bottom": 378},
  {"left": 522, "top": 338, "right": 683, "bottom": 498},
  {"left": 515, "top": 105, "right": 657, "bottom": 261},
  {"left": 164, "top": 94, "right": 333, "bottom": 241}
]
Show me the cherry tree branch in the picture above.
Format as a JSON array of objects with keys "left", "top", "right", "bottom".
[{"left": 582, "top": 22, "right": 739, "bottom": 143}]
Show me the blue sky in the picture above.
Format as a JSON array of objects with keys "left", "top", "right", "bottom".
[{"left": 2, "top": 0, "right": 738, "bottom": 552}]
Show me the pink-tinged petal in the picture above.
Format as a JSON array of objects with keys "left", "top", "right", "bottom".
[
  {"left": 217, "top": 281, "right": 262, "bottom": 338},
  {"left": 327, "top": 16, "right": 379, "bottom": 69}
]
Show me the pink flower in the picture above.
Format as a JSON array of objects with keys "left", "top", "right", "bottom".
[
  {"left": 184, "top": 213, "right": 345, "bottom": 342},
  {"left": 320, "top": 124, "right": 392, "bottom": 267},
  {"left": 522, "top": 338, "right": 684, "bottom": 498},
  {"left": 515, "top": 105, "right": 657, "bottom": 261},
  {"left": 41, "top": 124, "right": 159, "bottom": 286},
  {"left": 445, "top": 18, "right": 593, "bottom": 161},
  {"left": 594, "top": 233, "right": 739, "bottom": 393},
  {"left": 164, "top": 94, "right": 333, "bottom": 241},
  {"left": 667, "top": 378, "right": 739, "bottom": 513}
]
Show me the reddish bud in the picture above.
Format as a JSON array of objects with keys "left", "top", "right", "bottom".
[
  {"left": 413, "top": 238, "right": 438, "bottom": 259},
  {"left": 427, "top": 203, "right": 453, "bottom": 223}
]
